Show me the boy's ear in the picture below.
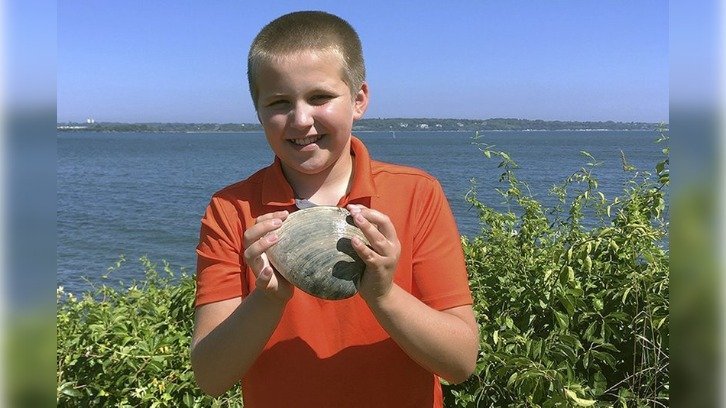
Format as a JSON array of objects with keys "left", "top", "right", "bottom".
[{"left": 352, "top": 82, "right": 369, "bottom": 120}]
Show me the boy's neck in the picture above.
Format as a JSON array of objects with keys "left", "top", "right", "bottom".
[{"left": 282, "top": 152, "right": 354, "bottom": 207}]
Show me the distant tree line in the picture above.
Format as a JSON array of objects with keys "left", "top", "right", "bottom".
[
  {"left": 57, "top": 118, "right": 665, "bottom": 133},
  {"left": 354, "top": 118, "right": 663, "bottom": 131},
  {"left": 56, "top": 122, "right": 261, "bottom": 133}
]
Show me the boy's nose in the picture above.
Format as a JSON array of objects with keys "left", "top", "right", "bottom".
[{"left": 289, "top": 103, "right": 314, "bottom": 129}]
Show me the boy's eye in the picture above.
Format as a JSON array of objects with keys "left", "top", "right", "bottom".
[
  {"left": 310, "top": 95, "right": 334, "bottom": 105},
  {"left": 266, "top": 99, "right": 290, "bottom": 108}
]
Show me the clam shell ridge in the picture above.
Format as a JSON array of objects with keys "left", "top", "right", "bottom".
[{"left": 266, "top": 206, "right": 370, "bottom": 300}]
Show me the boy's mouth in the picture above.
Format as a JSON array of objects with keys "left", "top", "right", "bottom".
[{"left": 289, "top": 135, "right": 323, "bottom": 146}]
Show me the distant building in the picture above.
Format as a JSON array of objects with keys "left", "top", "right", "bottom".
[{"left": 86, "top": 118, "right": 95, "bottom": 124}]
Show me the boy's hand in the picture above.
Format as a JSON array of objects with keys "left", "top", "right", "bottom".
[
  {"left": 346, "top": 204, "right": 401, "bottom": 303},
  {"left": 243, "top": 210, "right": 294, "bottom": 302}
]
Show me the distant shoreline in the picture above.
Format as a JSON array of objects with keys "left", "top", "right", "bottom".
[
  {"left": 56, "top": 128, "right": 666, "bottom": 134},
  {"left": 57, "top": 118, "right": 667, "bottom": 133}
]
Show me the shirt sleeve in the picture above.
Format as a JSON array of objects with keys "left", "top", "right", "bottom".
[
  {"left": 195, "top": 196, "right": 248, "bottom": 307},
  {"left": 411, "top": 179, "right": 473, "bottom": 310}
]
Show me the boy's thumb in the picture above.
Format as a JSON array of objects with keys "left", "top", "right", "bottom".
[{"left": 257, "top": 266, "right": 273, "bottom": 287}]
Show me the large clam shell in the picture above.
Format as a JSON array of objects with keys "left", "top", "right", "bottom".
[{"left": 266, "top": 206, "right": 370, "bottom": 300}]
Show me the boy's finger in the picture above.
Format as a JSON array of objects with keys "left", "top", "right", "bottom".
[
  {"left": 244, "top": 217, "right": 283, "bottom": 245},
  {"left": 255, "top": 210, "right": 289, "bottom": 223},
  {"left": 351, "top": 212, "right": 395, "bottom": 255},
  {"left": 244, "top": 210, "right": 289, "bottom": 242},
  {"left": 255, "top": 265, "right": 274, "bottom": 289},
  {"left": 243, "top": 233, "right": 279, "bottom": 268},
  {"left": 351, "top": 235, "right": 381, "bottom": 264},
  {"left": 349, "top": 206, "right": 398, "bottom": 243}
]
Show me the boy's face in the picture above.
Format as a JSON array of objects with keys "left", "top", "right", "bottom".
[{"left": 255, "top": 50, "right": 368, "bottom": 180}]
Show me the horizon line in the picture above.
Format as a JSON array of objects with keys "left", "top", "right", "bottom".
[{"left": 57, "top": 117, "right": 668, "bottom": 125}]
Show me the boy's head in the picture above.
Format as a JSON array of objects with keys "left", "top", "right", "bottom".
[{"left": 247, "top": 11, "right": 366, "bottom": 109}]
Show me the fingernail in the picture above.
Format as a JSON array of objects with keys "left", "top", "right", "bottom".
[
  {"left": 348, "top": 205, "right": 360, "bottom": 214},
  {"left": 272, "top": 219, "right": 282, "bottom": 227},
  {"left": 266, "top": 233, "right": 278, "bottom": 243}
]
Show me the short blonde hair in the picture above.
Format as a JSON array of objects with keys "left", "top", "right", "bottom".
[{"left": 247, "top": 11, "right": 366, "bottom": 109}]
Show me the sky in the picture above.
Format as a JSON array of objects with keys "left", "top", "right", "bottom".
[{"left": 56, "top": 1, "right": 669, "bottom": 124}]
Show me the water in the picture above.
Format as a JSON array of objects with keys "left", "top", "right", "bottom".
[{"left": 57, "top": 130, "right": 666, "bottom": 294}]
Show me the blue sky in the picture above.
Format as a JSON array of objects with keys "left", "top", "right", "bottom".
[{"left": 57, "top": 1, "right": 668, "bottom": 123}]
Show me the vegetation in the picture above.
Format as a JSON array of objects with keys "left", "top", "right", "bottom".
[
  {"left": 56, "top": 258, "right": 242, "bottom": 407},
  {"left": 443, "top": 132, "right": 669, "bottom": 406},
  {"left": 56, "top": 118, "right": 663, "bottom": 133},
  {"left": 56, "top": 132, "right": 668, "bottom": 406}
]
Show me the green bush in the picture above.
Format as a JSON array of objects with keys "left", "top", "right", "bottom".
[
  {"left": 56, "top": 257, "right": 242, "bottom": 407},
  {"left": 443, "top": 134, "right": 669, "bottom": 407},
  {"left": 57, "top": 134, "right": 669, "bottom": 407}
]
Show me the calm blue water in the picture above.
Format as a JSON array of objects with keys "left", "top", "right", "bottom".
[{"left": 57, "top": 130, "right": 666, "bottom": 294}]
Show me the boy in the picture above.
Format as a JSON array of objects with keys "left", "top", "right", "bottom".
[{"left": 191, "top": 11, "right": 478, "bottom": 407}]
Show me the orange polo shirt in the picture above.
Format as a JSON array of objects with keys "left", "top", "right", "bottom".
[{"left": 196, "top": 136, "right": 472, "bottom": 407}]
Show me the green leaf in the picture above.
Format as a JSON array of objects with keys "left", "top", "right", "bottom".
[
  {"left": 593, "top": 371, "right": 607, "bottom": 395},
  {"left": 559, "top": 294, "right": 575, "bottom": 316},
  {"left": 553, "top": 310, "right": 569, "bottom": 330},
  {"left": 564, "top": 388, "right": 596, "bottom": 406},
  {"left": 656, "top": 161, "right": 665, "bottom": 174},
  {"left": 621, "top": 286, "right": 632, "bottom": 303},
  {"left": 531, "top": 339, "right": 542, "bottom": 359},
  {"left": 584, "top": 322, "right": 597, "bottom": 341},
  {"left": 590, "top": 350, "right": 617, "bottom": 368},
  {"left": 59, "top": 381, "right": 83, "bottom": 398}
]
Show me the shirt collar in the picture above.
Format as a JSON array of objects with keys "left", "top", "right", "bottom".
[
  {"left": 261, "top": 136, "right": 377, "bottom": 207},
  {"left": 347, "top": 136, "right": 377, "bottom": 201}
]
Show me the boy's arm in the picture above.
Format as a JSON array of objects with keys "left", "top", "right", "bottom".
[
  {"left": 347, "top": 204, "right": 479, "bottom": 384},
  {"left": 365, "top": 287, "right": 478, "bottom": 384},
  {"left": 191, "top": 289, "right": 286, "bottom": 397},
  {"left": 191, "top": 210, "right": 292, "bottom": 397}
]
